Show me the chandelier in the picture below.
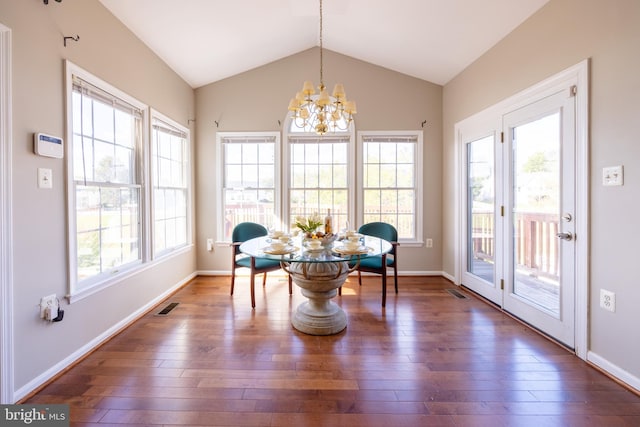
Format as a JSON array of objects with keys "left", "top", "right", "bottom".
[{"left": 288, "top": 0, "right": 357, "bottom": 135}]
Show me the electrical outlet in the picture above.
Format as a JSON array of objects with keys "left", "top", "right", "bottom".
[
  {"left": 600, "top": 289, "right": 615, "bottom": 312},
  {"left": 39, "top": 294, "right": 57, "bottom": 319},
  {"left": 426, "top": 238, "right": 433, "bottom": 248},
  {"left": 206, "top": 238, "right": 214, "bottom": 251}
]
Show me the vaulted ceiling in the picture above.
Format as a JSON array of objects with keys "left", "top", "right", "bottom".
[{"left": 99, "top": 0, "right": 551, "bottom": 89}]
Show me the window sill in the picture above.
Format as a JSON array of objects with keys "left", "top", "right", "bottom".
[{"left": 67, "top": 244, "right": 194, "bottom": 304}]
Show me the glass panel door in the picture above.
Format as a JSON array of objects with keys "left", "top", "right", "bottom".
[
  {"left": 503, "top": 90, "right": 575, "bottom": 347},
  {"left": 467, "top": 136, "right": 495, "bottom": 284},
  {"left": 461, "top": 130, "right": 502, "bottom": 305},
  {"left": 511, "top": 112, "right": 561, "bottom": 314}
]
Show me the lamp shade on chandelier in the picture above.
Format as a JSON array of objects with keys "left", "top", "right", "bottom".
[{"left": 288, "top": 0, "right": 356, "bottom": 135}]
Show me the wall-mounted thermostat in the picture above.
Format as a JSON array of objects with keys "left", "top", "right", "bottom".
[{"left": 34, "top": 133, "right": 64, "bottom": 158}]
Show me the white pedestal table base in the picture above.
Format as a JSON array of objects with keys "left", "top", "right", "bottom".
[{"left": 286, "top": 260, "right": 350, "bottom": 335}]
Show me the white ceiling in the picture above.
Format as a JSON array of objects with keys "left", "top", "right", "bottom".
[{"left": 99, "top": 0, "right": 551, "bottom": 89}]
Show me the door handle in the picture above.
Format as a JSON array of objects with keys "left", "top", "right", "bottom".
[{"left": 556, "top": 232, "right": 573, "bottom": 241}]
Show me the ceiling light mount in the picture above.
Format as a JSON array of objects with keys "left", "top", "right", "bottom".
[{"left": 288, "top": 0, "right": 356, "bottom": 135}]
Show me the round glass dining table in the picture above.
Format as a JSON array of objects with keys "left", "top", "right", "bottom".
[{"left": 240, "top": 235, "right": 392, "bottom": 335}]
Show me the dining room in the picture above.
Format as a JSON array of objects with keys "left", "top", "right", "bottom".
[{"left": 1, "top": 1, "right": 640, "bottom": 423}]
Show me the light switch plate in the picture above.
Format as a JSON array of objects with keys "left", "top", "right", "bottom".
[
  {"left": 602, "top": 165, "right": 623, "bottom": 186},
  {"left": 38, "top": 168, "right": 53, "bottom": 189}
]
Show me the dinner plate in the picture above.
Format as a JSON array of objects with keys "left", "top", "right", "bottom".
[
  {"left": 333, "top": 246, "right": 372, "bottom": 255},
  {"left": 304, "top": 246, "right": 325, "bottom": 253},
  {"left": 263, "top": 245, "right": 297, "bottom": 255}
]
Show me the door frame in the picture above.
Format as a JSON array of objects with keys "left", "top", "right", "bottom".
[
  {"left": 454, "top": 60, "right": 589, "bottom": 359},
  {"left": 0, "top": 22, "right": 14, "bottom": 403}
]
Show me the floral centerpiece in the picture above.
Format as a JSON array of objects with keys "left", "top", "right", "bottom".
[
  {"left": 294, "top": 214, "right": 323, "bottom": 238},
  {"left": 294, "top": 213, "right": 336, "bottom": 247}
]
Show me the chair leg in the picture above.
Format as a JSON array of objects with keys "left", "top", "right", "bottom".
[
  {"left": 394, "top": 265, "right": 398, "bottom": 294},
  {"left": 262, "top": 272, "right": 268, "bottom": 287},
  {"left": 381, "top": 269, "right": 387, "bottom": 307},
  {"left": 250, "top": 259, "right": 256, "bottom": 308},
  {"left": 230, "top": 268, "right": 236, "bottom": 295},
  {"left": 358, "top": 269, "right": 362, "bottom": 286},
  {"left": 288, "top": 275, "right": 292, "bottom": 295}
]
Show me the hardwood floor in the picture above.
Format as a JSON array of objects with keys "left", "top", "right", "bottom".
[{"left": 26, "top": 275, "right": 640, "bottom": 426}]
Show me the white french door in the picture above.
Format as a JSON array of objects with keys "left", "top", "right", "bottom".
[
  {"left": 458, "top": 63, "right": 587, "bottom": 350},
  {"left": 460, "top": 124, "right": 503, "bottom": 305},
  {"left": 502, "top": 90, "right": 576, "bottom": 347}
]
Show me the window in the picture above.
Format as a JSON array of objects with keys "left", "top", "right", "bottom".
[
  {"left": 286, "top": 134, "right": 352, "bottom": 233},
  {"left": 66, "top": 61, "right": 192, "bottom": 301},
  {"left": 151, "top": 112, "right": 190, "bottom": 256},
  {"left": 67, "top": 63, "right": 146, "bottom": 295},
  {"left": 358, "top": 132, "right": 423, "bottom": 242},
  {"left": 217, "top": 133, "right": 280, "bottom": 241},
  {"left": 216, "top": 127, "right": 420, "bottom": 244}
]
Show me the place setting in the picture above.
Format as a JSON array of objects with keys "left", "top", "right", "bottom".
[
  {"left": 263, "top": 234, "right": 297, "bottom": 255},
  {"left": 333, "top": 232, "right": 372, "bottom": 255}
]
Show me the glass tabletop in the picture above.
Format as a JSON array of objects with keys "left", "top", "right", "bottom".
[{"left": 239, "top": 235, "right": 392, "bottom": 263}]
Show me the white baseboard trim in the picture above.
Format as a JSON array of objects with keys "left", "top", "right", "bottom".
[
  {"left": 588, "top": 351, "right": 640, "bottom": 393},
  {"left": 197, "top": 270, "right": 234, "bottom": 276},
  {"left": 13, "top": 272, "right": 196, "bottom": 402},
  {"left": 399, "top": 270, "right": 450, "bottom": 279},
  {"left": 441, "top": 271, "right": 456, "bottom": 283}
]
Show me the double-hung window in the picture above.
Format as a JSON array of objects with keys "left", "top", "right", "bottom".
[
  {"left": 358, "top": 131, "right": 423, "bottom": 243},
  {"left": 67, "top": 63, "right": 146, "bottom": 296},
  {"left": 151, "top": 113, "right": 190, "bottom": 256},
  {"left": 286, "top": 134, "right": 353, "bottom": 232},
  {"left": 216, "top": 127, "right": 419, "bottom": 244},
  {"left": 217, "top": 132, "right": 280, "bottom": 241},
  {"left": 66, "top": 62, "right": 193, "bottom": 301}
]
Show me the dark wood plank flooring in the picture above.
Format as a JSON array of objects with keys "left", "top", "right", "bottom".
[{"left": 26, "top": 275, "right": 640, "bottom": 426}]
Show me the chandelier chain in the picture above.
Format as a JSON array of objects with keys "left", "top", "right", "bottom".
[{"left": 319, "top": 0, "right": 324, "bottom": 87}]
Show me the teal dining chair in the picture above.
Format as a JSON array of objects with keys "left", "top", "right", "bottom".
[
  {"left": 230, "top": 222, "right": 291, "bottom": 308},
  {"left": 355, "top": 222, "right": 399, "bottom": 307}
]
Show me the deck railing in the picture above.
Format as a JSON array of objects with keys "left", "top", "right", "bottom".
[
  {"left": 472, "top": 211, "right": 559, "bottom": 281},
  {"left": 224, "top": 205, "right": 413, "bottom": 240}
]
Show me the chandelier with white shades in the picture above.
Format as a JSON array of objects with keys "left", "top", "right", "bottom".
[{"left": 287, "top": 0, "right": 357, "bottom": 135}]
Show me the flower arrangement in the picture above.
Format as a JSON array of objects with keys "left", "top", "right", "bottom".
[{"left": 294, "top": 214, "right": 323, "bottom": 236}]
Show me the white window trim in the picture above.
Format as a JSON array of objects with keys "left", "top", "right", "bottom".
[
  {"left": 215, "top": 131, "right": 282, "bottom": 243},
  {"left": 283, "top": 112, "right": 356, "bottom": 232},
  {"left": 149, "top": 109, "right": 193, "bottom": 258},
  {"left": 357, "top": 130, "right": 424, "bottom": 246},
  {"left": 65, "top": 60, "right": 149, "bottom": 303}
]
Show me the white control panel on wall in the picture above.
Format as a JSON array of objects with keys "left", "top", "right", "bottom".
[
  {"left": 602, "top": 165, "right": 623, "bottom": 186},
  {"left": 34, "top": 133, "right": 64, "bottom": 158}
]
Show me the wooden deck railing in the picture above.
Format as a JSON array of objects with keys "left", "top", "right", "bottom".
[{"left": 472, "top": 211, "right": 559, "bottom": 281}]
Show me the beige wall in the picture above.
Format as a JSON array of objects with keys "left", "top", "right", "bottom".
[
  {"left": 443, "top": 0, "right": 640, "bottom": 383},
  {"left": 195, "top": 48, "right": 443, "bottom": 274},
  {"left": 0, "top": 0, "right": 196, "bottom": 398}
]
